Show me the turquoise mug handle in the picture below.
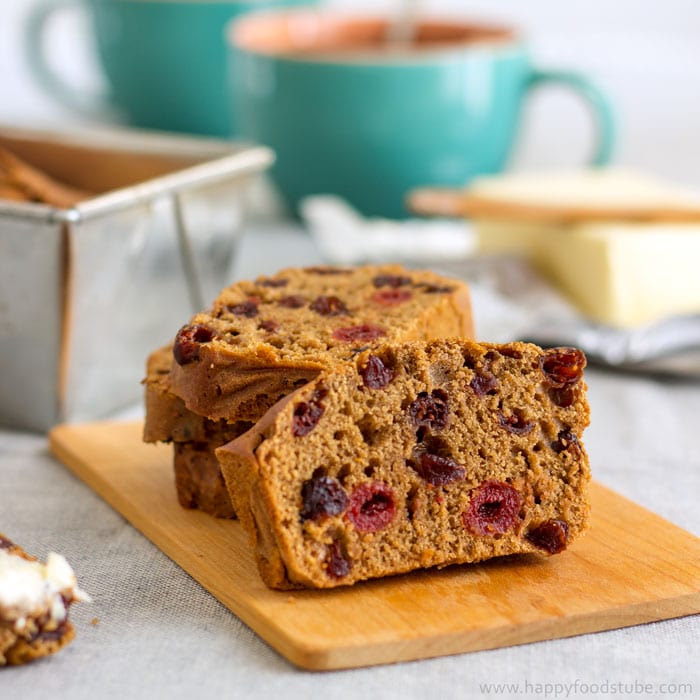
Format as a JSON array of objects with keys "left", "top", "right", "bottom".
[
  {"left": 25, "top": 0, "right": 110, "bottom": 118},
  {"left": 527, "top": 69, "right": 616, "bottom": 165}
]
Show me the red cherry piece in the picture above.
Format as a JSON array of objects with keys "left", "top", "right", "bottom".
[
  {"left": 333, "top": 324, "right": 386, "bottom": 343},
  {"left": 464, "top": 480, "right": 521, "bottom": 535},
  {"left": 326, "top": 539, "right": 352, "bottom": 578},
  {"left": 470, "top": 370, "right": 499, "bottom": 397},
  {"left": 300, "top": 475, "right": 348, "bottom": 521},
  {"left": 413, "top": 453, "right": 466, "bottom": 486},
  {"left": 551, "top": 429, "right": 581, "bottom": 454},
  {"left": 372, "top": 274, "right": 412, "bottom": 288},
  {"left": 278, "top": 295, "right": 306, "bottom": 309},
  {"left": 526, "top": 519, "right": 569, "bottom": 554},
  {"left": 292, "top": 389, "right": 327, "bottom": 437},
  {"left": 347, "top": 482, "right": 396, "bottom": 533},
  {"left": 549, "top": 385, "right": 577, "bottom": 408},
  {"left": 227, "top": 299, "right": 260, "bottom": 318},
  {"left": 173, "top": 324, "right": 215, "bottom": 365},
  {"left": 310, "top": 295, "right": 349, "bottom": 316},
  {"left": 408, "top": 389, "right": 450, "bottom": 430},
  {"left": 540, "top": 347, "right": 587, "bottom": 388},
  {"left": 498, "top": 411, "right": 534, "bottom": 436},
  {"left": 359, "top": 355, "right": 394, "bottom": 389},
  {"left": 371, "top": 289, "right": 413, "bottom": 306}
]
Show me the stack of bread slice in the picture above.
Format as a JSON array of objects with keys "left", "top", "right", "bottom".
[{"left": 144, "top": 263, "right": 591, "bottom": 589}]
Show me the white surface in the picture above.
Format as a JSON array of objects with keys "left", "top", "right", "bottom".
[
  {"left": 1, "top": 225, "right": 699, "bottom": 699},
  {"left": 2, "top": 0, "right": 700, "bottom": 186}
]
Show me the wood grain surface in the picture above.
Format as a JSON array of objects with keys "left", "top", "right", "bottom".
[
  {"left": 408, "top": 187, "right": 700, "bottom": 223},
  {"left": 49, "top": 421, "right": 700, "bottom": 671}
]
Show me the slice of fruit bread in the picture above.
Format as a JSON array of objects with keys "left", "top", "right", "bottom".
[
  {"left": 217, "top": 339, "right": 590, "bottom": 589},
  {"left": 168, "top": 264, "right": 474, "bottom": 422}
]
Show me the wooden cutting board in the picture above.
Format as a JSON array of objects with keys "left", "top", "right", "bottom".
[{"left": 49, "top": 421, "right": 700, "bottom": 671}]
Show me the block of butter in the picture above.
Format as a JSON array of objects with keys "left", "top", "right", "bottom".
[{"left": 410, "top": 169, "right": 700, "bottom": 327}]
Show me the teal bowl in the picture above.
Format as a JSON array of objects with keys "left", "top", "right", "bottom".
[
  {"left": 26, "top": 0, "right": 318, "bottom": 137},
  {"left": 228, "top": 12, "right": 614, "bottom": 217}
]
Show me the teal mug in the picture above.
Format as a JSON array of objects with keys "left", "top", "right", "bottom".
[
  {"left": 25, "top": 0, "right": 316, "bottom": 137},
  {"left": 229, "top": 12, "right": 616, "bottom": 217}
]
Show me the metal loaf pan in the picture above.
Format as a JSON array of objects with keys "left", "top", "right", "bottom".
[{"left": 0, "top": 126, "right": 273, "bottom": 431}]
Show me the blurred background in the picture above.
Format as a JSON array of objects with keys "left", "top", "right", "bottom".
[
  {"left": 1, "top": 0, "right": 699, "bottom": 186},
  {"left": 2, "top": 0, "right": 700, "bottom": 430}
]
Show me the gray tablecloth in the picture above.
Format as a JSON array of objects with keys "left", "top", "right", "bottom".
[{"left": 2, "top": 225, "right": 699, "bottom": 700}]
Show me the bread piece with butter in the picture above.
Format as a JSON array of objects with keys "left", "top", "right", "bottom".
[{"left": 0, "top": 534, "right": 90, "bottom": 666}]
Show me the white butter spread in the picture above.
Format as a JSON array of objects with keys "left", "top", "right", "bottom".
[
  {"left": 472, "top": 169, "right": 700, "bottom": 326},
  {"left": 0, "top": 550, "right": 90, "bottom": 633}
]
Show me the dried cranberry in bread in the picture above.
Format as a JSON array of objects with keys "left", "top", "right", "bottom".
[
  {"left": 216, "top": 340, "right": 590, "bottom": 589},
  {"left": 169, "top": 265, "right": 473, "bottom": 422}
]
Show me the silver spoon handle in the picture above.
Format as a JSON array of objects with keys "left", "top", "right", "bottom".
[{"left": 387, "top": 0, "right": 421, "bottom": 45}]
